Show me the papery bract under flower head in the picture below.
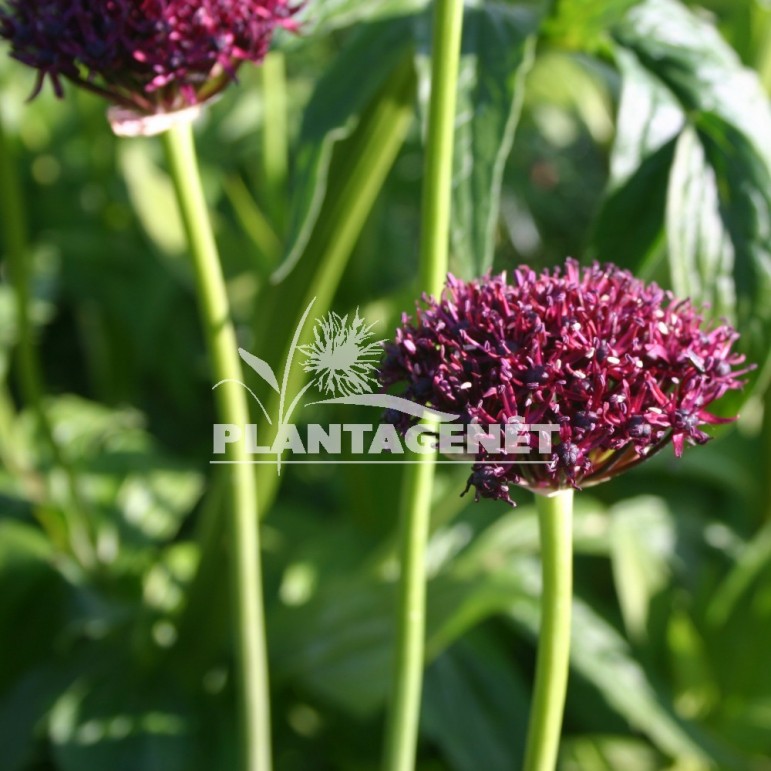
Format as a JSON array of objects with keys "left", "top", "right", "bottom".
[
  {"left": 0, "top": 0, "right": 297, "bottom": 116},
  {"left": 379, "top": 259, "right": 750, "bottom": 505}
]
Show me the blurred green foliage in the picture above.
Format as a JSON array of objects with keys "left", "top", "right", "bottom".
[{"left": 1, "top": 1, "right": 771, "bottom": 769}]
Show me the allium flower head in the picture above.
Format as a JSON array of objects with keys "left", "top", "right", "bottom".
[
  {"left": 379, "top": 259, "right": 750, "bottom": 505},
  {"left": 301, "top": 310, "right": 383, "bottom": 397},
  {"left": 0, "top": 0, "right": 296, "bottom": 124}
]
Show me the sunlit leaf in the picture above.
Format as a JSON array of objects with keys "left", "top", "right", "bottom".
[
  {"left": 609, "top": 496, "right": 675, "bottom": 642},
  {"left": 559, "top": 734, "right": 663, "bottom": 771},
  {"left": 611, "top": 0, "right": 771, "bottom": 400},
  {"left": 590, "top": 48, "right": 682, "bottom": 273},
  {"left": 543, "top": 0, "right": 642, "bottom": 50}
]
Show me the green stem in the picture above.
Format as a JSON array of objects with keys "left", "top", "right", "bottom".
[
  {"left": 261, "top": 51, "right": 288, "bottom": 231},
  {"left": 162, "top": 121, "right": 271, "bottom": 771},
  {"left": 523, "top": 489, "right": 574, "bottom": 771},
  {"left": 0, "top": 105, "right": 95, "bottom": 568},
  {"left": 417, "top": 0, "right": 464, "bottom": 295},
  {"left": 383, "top": 3, "right": 464, "bottom": 771}
]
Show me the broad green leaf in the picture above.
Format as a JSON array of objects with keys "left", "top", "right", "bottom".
[
  {"left": 559, "top": 734, "right": 663, "bottom": 771},
  {"left": 49, "top": 675, "right": 196, "bottom": 771},
  {"left": 422, "top": 633, "right": 530, "bottom": 771},
  {"left": 414, "top": 4, "right": 537, "bottom": 277},
  {"left": 613, "top": 0, "right": 771, "bottom": 398},
  {"left": 524, "top": 52, "right": 615, "bottom": 146},
  {"left": 0, "top": 522, "right": 74, "bottom": 768},
  {"left": 270, "top": 569, "right": 522, "bottom": 715},
  {"left": 0, "top": 521, "right": 67, "bottom": 686},
  {"left": 609, "top": 496, "right": 675, "bottom": 642},
  {"left": 566, "top": 602, "right": 738, "bottom": 766},
  {"left": 275, "top": 16, "right": 416, "bottom": 281},
  {"left": 0, "top": 664, "right": 77, "bottom": 771},
  {"left": 606, "top": 51, "right": 683, "bottom": 184},
  {"left": 590, "top": 48, "right": 683, "bottom": 273},
  {"left": 543, "top": 0, "right": 642, "bottom": 51},
  {"left": 41, "top": 397, "right": 203, "bottom": 547},
  {"left": 666, "top": 125, "right": 735, "bottom": 319}
]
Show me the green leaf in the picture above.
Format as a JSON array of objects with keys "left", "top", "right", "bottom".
[
  {"left": 41, "top": 397, "right": 203, "bottom": 546},
  {"left": 613, "top": 0, "right": 771, "bottom": 398},
  {"left": 0, "top": 521, "right": 68, "bottom": 687},
  {"left": 543, "top": 0, "right": 642, "bottom": 51},
  {"left": 423, "top": 3, "right": 537, "bottom": 277},
  {"left": 0, "top": 522, "right": 73, "bottom": 768},
  {"left": 707, "top": 520, "right": 771, "bottom": 627},
  {"left": 590, "top": 48, "right": 682, "bottom": 273},
  {"left": 422, "top": 632, "right": 530, "bottom": 771},
  {"left": 293, "top": 0, "right": 428, "bottom": 35},
  {"left": 558, "top": 734, "right": 663, "bottom": 771},
  {"left": 49, "top": 674, "right": 196, "bottom": 771},
  {"left": 270, "top": 569, "right": 522, "bottom": 715},
  {"left": 0, "top": 664, "right": 77, "bottom": 771},
  {"left": 609, "top": 496, "right": 675, "bottom": 642},
  {"left": 566, "top": 599, "right": 740, "bottom": 766},
  {"left": 275, "top": 16, "right": 416, "bottom": 281},
  {"left": 666, "top": 125, "right": 736, "bottom": 319},
  {"left": 118, "top": 142, "right": 186, "bottom": 260},
  {"left": 667, "top": 607, "right": 718, "bottom": 720}
]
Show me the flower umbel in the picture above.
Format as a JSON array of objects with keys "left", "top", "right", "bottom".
[
  {"left": 301, "top": 310, "right": 383, "bottom": 397},
  {"left": 0, "top": 0, "right": 297, "bottom": 115},
  {"left": 379, "top": 259, "right": 751, "bottom": 505}
]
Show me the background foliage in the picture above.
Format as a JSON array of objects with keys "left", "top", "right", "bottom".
[{"left": 1, "top": 0, "right": 771, "bottom": 769}]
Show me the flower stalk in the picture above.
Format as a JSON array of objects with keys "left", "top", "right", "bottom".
[
  {"left": 162, "top": 121, "right": 271, "bottom": 771},
  {"left": 261, "top": 50, "right": 289, "bottom": 230},
  {"left": 523, "top": 489, "right": 574, "bottom": 771},
  {"left": 383, "top": 2, "right": 464, "bottom": 770}
]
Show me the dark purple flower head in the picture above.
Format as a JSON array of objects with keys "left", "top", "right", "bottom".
[
  {"left": 379, "top": 259, "right": 751, "bottom": 505},
  {"left": 0, "top": 0, "right": 296, "bottom": 116}
]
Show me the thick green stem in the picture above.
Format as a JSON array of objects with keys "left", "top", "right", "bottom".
[
  {"left": 417, "top": 0, "right": 464, "bottom": 294},
  {"left": 523, "top": 489, "right": 574, "bottom": 771},
  {"left": 0, "top": 106, "right": 95, "bottom": 568},
  {"left": 261, "top": 51, "right": 288, "bottom": 231},
  {"left": 162, "top": 122, "right": 271, "bottom": 771},
  {"left": 383, "top": 450, "right": 438, "bottom": 771},
  {"left": 383, "top": 3, "right": 464, "bottom": 770}
]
